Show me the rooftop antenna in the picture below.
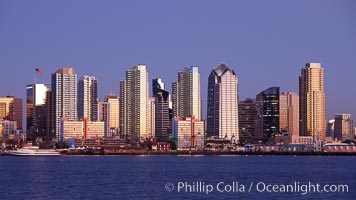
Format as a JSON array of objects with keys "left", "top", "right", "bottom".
[{"left": 110, "top": 86, "right": 113, "bottom": 95}]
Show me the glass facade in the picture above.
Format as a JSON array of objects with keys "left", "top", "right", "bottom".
[
  {"left": 26, "top": 84, "right": 50, "bottom": 140},
  {"left": 207, "top": 63, "right": 239, "bottom": 141},
  {"left": 238, "top": 99, "right": 256, "bottom": 144},
  {"left": 255, "top": 87, "right": 280, "bottom": 143}
]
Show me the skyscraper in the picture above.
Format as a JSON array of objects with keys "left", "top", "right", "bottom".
[
  {"left": 299, "top": 63, "right": 326, "bottom": 141},
  {"left": 255, "top": 87, "right": 280, "bottom": 143},
  {"left": 46, "top": 90, "right": 55, "bottom": 141},
  {"left": 207, "top": 63, "right": 239, "bottom": 140},
  {"left": 52, "top": 68, "right": 77, "bottom": 141},
  {"left": 78, "top": 76, "right": 98, "bottom": 121},
  {"left": 119, "top": 80, "right": 127, "bottom": 138},
  {"left": 238, "top": 99, "right": 256, "bottom": 144},
  {"left": 172, "top": 66, "right": 201, "bottom": 120},
  {"left": 26, "top": 84, "right": 50, "bottom": 140},
  {"left": 153, "top": 78, "right": 170, "bottom": 142},
  {"left": 0, "top": 96, "right": 23, "bottom": 131},
  {"left": 279, "top": 92, "right": 299, "bottom": 136},
  {"left": 334, "top": 114, "right": 353, "bottom": 142},
  {"left": 121, "top": 65, "right": 149, "bottom": 143}
]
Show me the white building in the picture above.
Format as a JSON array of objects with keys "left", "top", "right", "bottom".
[
  {"left": 52, "top": 68, "right": 78, "bottom": 141},
  {"left": 207, "top": 63, "right": 239, "bottom": 140}
]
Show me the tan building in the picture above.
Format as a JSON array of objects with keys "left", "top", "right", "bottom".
[
  {"left": 121, "top": 65, "right": 149, "bottom": 143},
  {"left": 61, "top": 118, "right": 105, "bottom": 140},
  {"left": 172, "top": 116, "right": 205, "bottom": 149},
  {"left": 299, "top": 63, "right": 326, "bottom": 141},
  {"left": 0, "top": 120, "right": 17, "bottom": 138},
  {"left": 0, "top": 96, "right": 23, "bottom": 130},
  {"left": 172, "top": 66, "right": 201, "bottom": 120},
  {"left": 106, "top": 95, "right": 119, "bottom": 137},
  {"left": 61, "top": 120, "right": 83, "bottom": 140},
  {"left": 279, "top": 92, "right": 299, "bottom": 136},
  {"left": 86, "top": 121, "right": 106, "bottom": 139}
]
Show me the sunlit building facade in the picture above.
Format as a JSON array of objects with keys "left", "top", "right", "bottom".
[
  {"left": 78, "top": 76, "right": 98, "bottom": 121},
  {"left": 26, "top": 84, "right": 50, "bottom": 140},
  {"left": 172, "top": 66, "right": 201, "bottom": 120},
  {"left": 299, "top": 63, "right": 326, "bottom": 141},
  {"left": 172, "top": 116, "right": 205, "bottom": 149},
  {"left": 279, "top": 92, "right": 299, "bottom": 136},
  {"left": 106, "top": 95, "right": 119, "bottom": 137},
  {"left": 207, "top": 63, "right": 239, "bottom": 141},
  {"left": 148, "top": 97, "right": 155, "bottom": 138},
  {"left": 0, "top": 96, "right": 22, "bottom": 131},
  {"left": 122, "top": 65, "right": 149, "bottom": 143},
  {"left": 52, "top": 68, "right": 78, "bottom": 141},
  {"left": 61, "top": 118, "right": 105, "bottom": 140}
]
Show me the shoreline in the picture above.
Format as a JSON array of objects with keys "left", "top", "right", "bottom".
[{"left": 66, "top": 150, "right": 356, "bottom": 156}]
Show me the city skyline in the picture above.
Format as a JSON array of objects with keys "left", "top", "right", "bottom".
[{"left": 0, "top": 1, "right": 355, "bottom": 121}]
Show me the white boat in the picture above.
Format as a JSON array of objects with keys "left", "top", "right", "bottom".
[{"left": 6, "top": 146, "right": 61, "bottom": 156}]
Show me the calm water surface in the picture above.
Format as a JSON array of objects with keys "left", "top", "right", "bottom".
[{"left": 0, "top": 156, "right": 355, "bottom": 200}]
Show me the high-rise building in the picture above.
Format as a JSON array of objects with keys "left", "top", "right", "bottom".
[
  {"left": 172, "top": 66, "right": 201, "bottom": 120},
  {"left": 255, "top": 87, "right": 280, "bottom": 143},
  {"left": 26, "top": 84, "right": 50, "bottom": 140},
  {"left": 148, "top": 97, "right": 155, "bottom": 138},
  {"left": 238, "top": 99, "right": 256, "bottom": 144},
  {"left": 119, "top": 80, "right": 127, "bottom": 138},
  {"left": 106, "top": 95, "right": 119, "bottom": 137},
  {"left": 334, "top": 114, "right": 353, "bottom": 142},
  {"left": 78, "top": 76, "right": 98, "bottom": 121},
  {"left": 52, "top": 68, "right": 78, "bottom": 141},
  {"left": 153, "top": 78, "right": 170, "bottom": 142},
  {"left": 207, "top": 63, "right": 239, "bottom": 140},
  {"left": 299, "top": 63, "right": 326, "bottom": 141},
  {"left": 279, "top": 92, "right": 299, "bottom": 136},
  {"left": 121, "top": 65, "right": 149, "bottom": 143},
  {"left": 172, "top": 82, "right": 179, "bottom": 118},
  {"left": 46, "top": 90, "right": 55, "bottom": 141},
  {"left": 0, "top": 96, "right": 23, "bottom": 131}
]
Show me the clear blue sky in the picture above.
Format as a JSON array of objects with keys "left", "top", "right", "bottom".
[{"left": 0, "top": 0, "right": 355, "bottom": 121}]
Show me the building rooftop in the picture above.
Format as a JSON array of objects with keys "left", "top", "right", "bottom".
[{"left": 213, "top": 62, "right": 235, "bottom": 76}]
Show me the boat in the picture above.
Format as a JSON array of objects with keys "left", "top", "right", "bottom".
[{"left": 5, "top": 146, "right": 61, "bottom": 156}]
